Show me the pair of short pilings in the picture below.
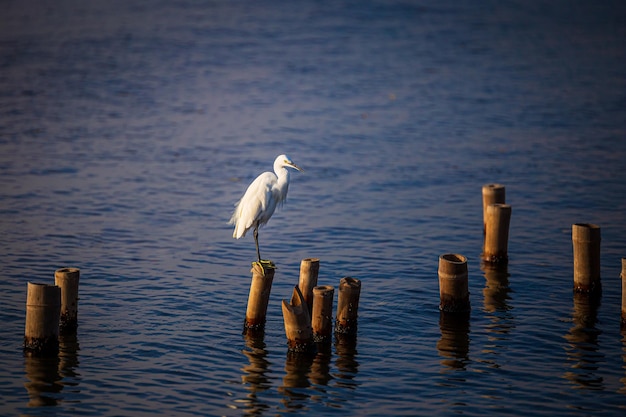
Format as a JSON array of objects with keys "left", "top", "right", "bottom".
[
  {"left": 482, "top": 183, "right": 511, "bottom": 263},
  {"left": 24, "top": 268, "right": 80, "bottom": 356}
]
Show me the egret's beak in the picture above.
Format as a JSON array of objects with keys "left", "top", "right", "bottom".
[{"left": 287, "top": 161, "right": 303, "bottom": 172}]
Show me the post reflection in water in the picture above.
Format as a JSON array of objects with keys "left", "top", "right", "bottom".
[
  {"left": 278, "top": 339, "right": 353, "bottom": 412},
  {"left": 24, "top": 354, "right": 62, "bottom": 407},
  {"left": 279, "top": 351, "right": 315, "bottom": 412},
  {"left": 437, "top": 311, "right": 470, "bottom": 371},
  {"left": 563, "top": 292, "right": 604, "bottom": 390},
  {"left": 482, "top": 263, "right": 515, "bottom": 367},
  {"left": 23, "top": 333, "right": 80, "bottom": 407},
  {"left": 621, "top": 329, "right": 626, "bottom": 394},
  {"left": 333, "top": 334, "right": 359, "bottom": 389},
  {"left": 240, "top": 332, "right": 272, "bottom": 415}
]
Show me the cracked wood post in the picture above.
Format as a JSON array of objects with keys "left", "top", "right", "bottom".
[
  {"left": 438, "top": 254, "right": 470, "bottom": 313},
  {"left": 482, "top": 184, "right": 505, "bottom": 235},
  {"left": 24, "top": 282, "right": 61, "bottom": 356},
  {"left": 572, "top": 223, "right": 601, "bottom": 293},
  {"left": 298, "top": 258, "right": 319, "bottom": 318},
  {"left": 334, "top": 277, "right": 361, "bottom": 336},
  {"left": 482, "top": 203, "right": 512, "bottom": 264},
  {"left": 312, "top": 285, "right": 334, "bottom": 343},
  {"left": 54, "top": 267, "right": 80, "bottom": 334},
  {"left": 281, "top": 285, "right": 314, "bottom": 353},
  {"left": 244, "top": 262, "right": 276, "bottom": 332}
]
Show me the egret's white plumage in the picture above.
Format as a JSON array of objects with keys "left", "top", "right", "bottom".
[{"left": 229, "top": 154, "right": 302, "bottom": 262}]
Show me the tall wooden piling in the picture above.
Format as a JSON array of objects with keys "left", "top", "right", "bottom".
[
  {"left": 572, "top": 223, "right": 601, "bottom": 293},
  {"left": 54, "top": 267, "right": 80, "bottom": 334},
  {"left": 281, "top": 285, "right": 314, "bottom": 353},
  {"left": 24, "top": 282, "right": 61, "bottom": 356},
  {"left": 298, "top": 258, "right": 320, "bottom": 317},
  {"left": 620, "top": 258, "right": 626, "bottom": 328},
  {"left": 438, "top": 254, "right": 470, "bottom": 313},
  {"left": 244, "top": 262, "right": 276, "bottom": 332},
  {"left": 482, "top": 184, "right": 506, "bottom": 234},
  {"left": 482, "top": 203, "right": 512, "bottom": 263},
  {"left": 311, "top": 285, "right": 334, "bottom": 343},
  {"left": 334, "top": 277, "right": 361, "bottom": 335}
]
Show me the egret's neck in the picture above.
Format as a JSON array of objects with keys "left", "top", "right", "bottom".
[{"left": 274, "top": 166, "right": 290, "bottom": 196}]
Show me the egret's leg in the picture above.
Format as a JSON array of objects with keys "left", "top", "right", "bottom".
[{"left": 253, "top": 226, "right": 261, "bottom": 262}]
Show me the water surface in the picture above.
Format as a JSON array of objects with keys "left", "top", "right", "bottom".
[{"left": 1, "top": 0, "right": 626, "bottom": 415}]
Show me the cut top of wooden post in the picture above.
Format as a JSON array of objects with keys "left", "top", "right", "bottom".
[
  {"left": 482, "top": 184, "right": 506, "bottom": 223},
  {"left": 572, "top": 223, "right": 601, "bottom": 242},
  {"left": 55, "top": 267, "right": 80, "bottom": 280}
]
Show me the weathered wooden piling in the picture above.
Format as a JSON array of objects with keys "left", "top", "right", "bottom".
[
  {"left": 482, "top": 183, "right": 506, "bottom": 234},
  {"left": 54, "top": 267, "right": 80, "bottom": 334},
  {"left": 482, "top": 203, "right": 512, "bottom": 263},
  {"left": 281, "top": 285, "right": 314, "bottom": 353},
  {"left": 334, "top": 277, "right": 361, "bottom": 335},
  {"left": 438, "top": 254, "right": 470, "bottom": 313},
  {"left": 572, "top": 223, "right": 601, "bottom": 293},
  {"left": 244, "top": 262, "right": 276, "bottom": 332},
  {"left": 24, "top": 282, "right": 61, "bottom": 356},
  {"left": 298, "top": 258, "right": 320, "bottom": 317},
  {"left": 620, "top": 258, "right": 626, "bottom": 328},
  {"left": 311, "top": 285, "right": 334, "bottom": 343}
]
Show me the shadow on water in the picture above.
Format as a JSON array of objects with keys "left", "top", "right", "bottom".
[
  {"left": 23, "top": 333, "right": 80, "bottom": 407},
  {"left": 563, "top": 291, "right": 604, "bottom": 390}
]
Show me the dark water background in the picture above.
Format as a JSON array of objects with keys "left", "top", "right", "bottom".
[{"left": 1, "top": 0, "right": 626, "bottom": 415}]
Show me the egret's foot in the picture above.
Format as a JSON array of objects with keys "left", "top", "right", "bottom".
[{"left": 252, "top": 259, "right": 276, "bottom": 274}]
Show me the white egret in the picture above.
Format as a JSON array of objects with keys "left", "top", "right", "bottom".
[{"left": 229, "top": 154, "right": 303, "bottom": 262}]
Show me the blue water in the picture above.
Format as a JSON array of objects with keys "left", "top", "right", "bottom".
[{"left": 1, "top": 0, "right": 626, "bottom": 415}]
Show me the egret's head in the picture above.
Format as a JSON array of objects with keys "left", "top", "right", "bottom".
[{"left": 276, "top": 154, "right": 303, "bottom": 172}]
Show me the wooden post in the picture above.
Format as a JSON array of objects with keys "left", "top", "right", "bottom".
[
  {"left": 298, "top": 258, "right": 320, "bottom": 317},
  {"left": 244, "top": 262, "right": 276, "bottom": 332},
  {"left": 281, "top": 285, "right": 314, "bottom": 353},
  {"left": 54, "top": 267, "right": 80, "bottom": 334},
  {"left": 482, "top": 203, "right": 512, "bottom": 263},
  {"left": 24, "top": 282, "right": 61, "bottom": 356},
  {"left": 334, "top": 277, "right": 361, "bottom": 335},
  {"left": 482, "top": 184, "right": 505, "bottom": 234},
  {"left": 311, "top": 285, "right": 334, "bottom": 343},
  {"left": 620, "top": 258, "right": 626, "bottom": 328},
  {"left": 438, "top": 254, "right": 470, "bottom": 313},
  {"left": 572, "top": 223, "right": 601, "bottom": 293}
]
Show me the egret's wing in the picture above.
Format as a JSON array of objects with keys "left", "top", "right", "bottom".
[{"left": 230, "top": 172, "right": 275, "bottom": 238}]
